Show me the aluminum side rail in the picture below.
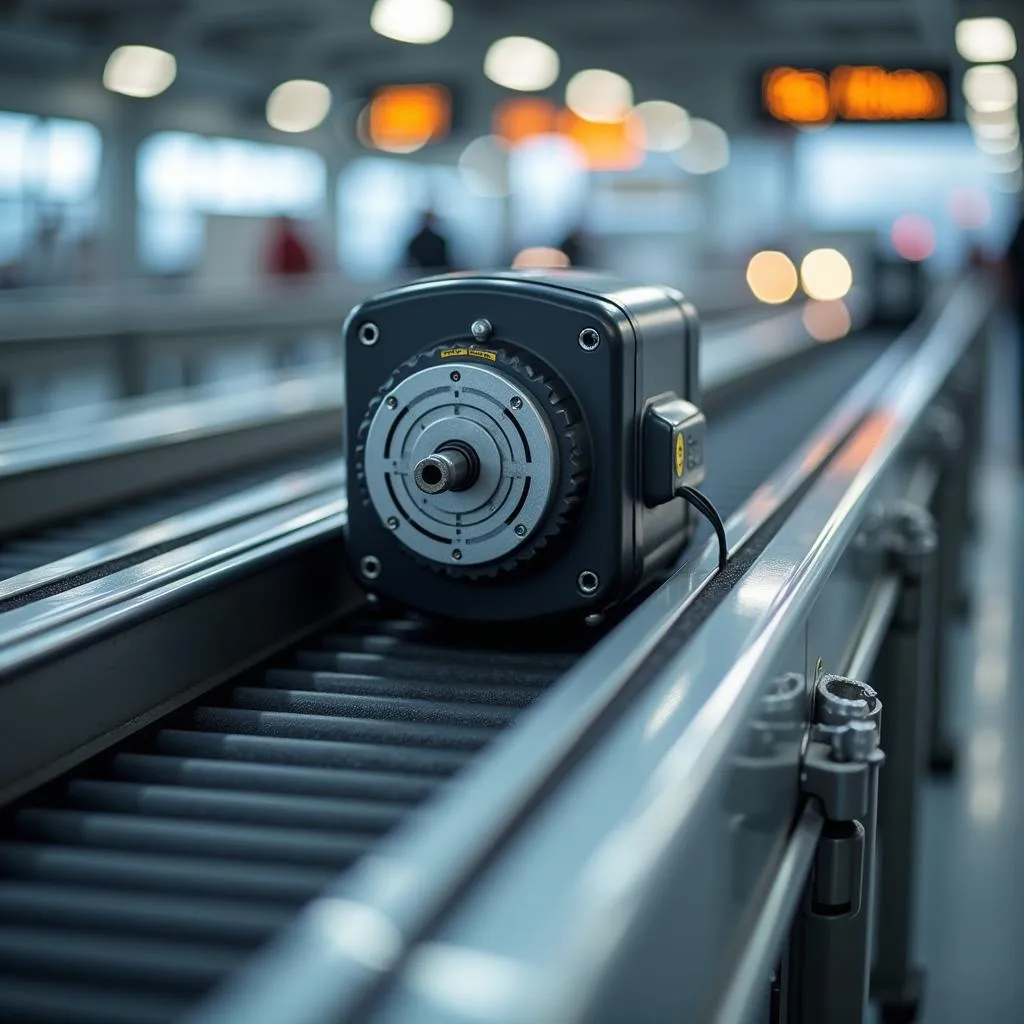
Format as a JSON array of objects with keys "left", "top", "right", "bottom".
[
  {"left": 0, "top": 372, "right": 344, "bottom": 536},
  {"left": 0, "top": 492, "right": 354, "bottom": 806},
  {"left": 183, "top": 289, "right": 963, "bottom": 1024},
  {"left": 0, "top": 460, "right": 346, "bottom": 607}
]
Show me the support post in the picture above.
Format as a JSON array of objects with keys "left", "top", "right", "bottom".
[
  {"left": 789, "top": 675, "right": 885, "bottom": 1024},
  {"left": 871, "top": 503, "right": 938, "bottom": 1023},
  {"left": 921, "top": 404, "right": 964, "bottom": 775}
]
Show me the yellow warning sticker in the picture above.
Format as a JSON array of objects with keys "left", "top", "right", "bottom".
[
  {"left": 675, "top": 433, "right": 685, "bottom": 478},
  {"left": 440, "top": 348, "right": 497, "bottom": 362}
]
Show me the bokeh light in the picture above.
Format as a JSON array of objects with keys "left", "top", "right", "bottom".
[
  {"left": 565, "top": 69, "right": 634, "bottom": 123},
  {"left": 890, "top": 215, "right": 937, "bottom": 261},
  {"left": 370, "top": 0, "right": 452, "bottom": 44},
  {"left": 628, "top": 100, "right": 691, "bottom": 152},
  {"left": 963, "top": 65, "right": 1018, "bottom": 113},
  {"left": 745, "top": 250, "right": 798, "bottom": 304},
  {"left": 800, "top": 249, "right": 853, "bottom": 300},
  {"left": 948, "top": 187, "right": 992, "bottom": 230},
  {"left": 956, "top": 17, "right": 1017, "bottom": 64},
  {"left": 103, "top": 46, "right": 177, "bottom": 98},
  {"left": 512, "top": 247, "right": 571, "bottom": 269},
  {"left": 967, "top": 106, "right": 1019, "bottom": 138},
  {"left": 803, "top": 300, "right": 852, "bottom": 342},
  {"left": 266, "top": 80, "right": 332, "bottom": 133},
  {"left": 484, "top": 37, "right": 560, "bottom": 92},
  {"left": 672, "top": 119, "right": 730, "bottom": 174}
]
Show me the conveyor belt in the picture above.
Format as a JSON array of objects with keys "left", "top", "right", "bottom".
[
  {"left": 0, "top": 449, "right": 334, "bottom": 583},
  {"left": 0, "top": 336, "right": 892, "bottom": 1024}
]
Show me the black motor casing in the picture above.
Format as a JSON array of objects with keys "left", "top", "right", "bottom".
[{"left": 343, "top": 270, "right": 700, "bottom": 622}]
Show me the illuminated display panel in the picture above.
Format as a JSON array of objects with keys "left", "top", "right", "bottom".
[
  {"left": 761, "top": 65, "right": 949, "bottom": 125},
  {"left": 365, "top": 84, "right": 453, "bottom": 150},
  {"left": 492, "top": 98, "right": 560, "bottom": 145}
]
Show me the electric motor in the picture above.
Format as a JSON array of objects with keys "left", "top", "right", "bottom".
[{"left": 343, "top": 270, "right": 706, "bottom": 622}]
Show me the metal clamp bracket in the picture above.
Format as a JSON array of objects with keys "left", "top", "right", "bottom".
[{"left": 800, "top": 675, "right": 885, "bottom": 923}]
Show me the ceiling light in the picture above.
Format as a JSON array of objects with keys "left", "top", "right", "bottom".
[
  {"left": 458, "top": 135, "right": 510, "bottom": 197},
  {"left": 267, "top": 80, "right": 332, "bottom": 133},
  {"left": 672, "top": 119, "right": 729, "bottom": 174},
  {"left": 102, "top": 45, "right": 176, "bottom": 98},
  {"left": 746, "top": 250, "right": 798, "bottom": 304},
  {"left": 370, "top": 0, "right": 452, "bottom": 45},
  {"left": 956, "top": 17, "right": 1017, "bottom": 64},
  {"left": 963, "top": 65, "right": 1018, "bottom": 114},
  {"left": 967, "top": 105, "right": 1019, "bottom": 138},
  {"left": 565, "top": 69, "right": 633, "bottom": 123},
  {"left": 800, "top": 249, "right": 853, "bottom": 301},
  {"left": 976, "top": 128, "right": 1020, "bottom": 155},
  {"left": 484, "top": 37, "right": 559, "bottom": 92},
  {"left": 629, "top": 100, "right": 691, "bottom": 152}
]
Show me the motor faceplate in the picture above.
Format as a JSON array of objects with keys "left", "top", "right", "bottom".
[{"left": 362, "top": 360, "right": 559, "bottom": 569}]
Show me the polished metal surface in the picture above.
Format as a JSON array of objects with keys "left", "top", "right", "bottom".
[
  {"left": 709, "top": 801, "right": 824, "bottom": 1024},
  {"left": 0, "top": 460, "right": 345, "bottom": 605},
  {"left": 0, "top": 492, "right": 347, "bottom": 675},
  {"left": 363, "top": 362, "right": 556, "bottom": 568},
  {"left": 0, "top": 373, "right": 344, "bottom": 536},
  {"left": 0, "top": 498, "right": 351, "bottom": 804}
]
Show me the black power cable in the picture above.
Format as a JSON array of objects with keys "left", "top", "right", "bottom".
[{"left": 677, "top": 485, "right": 729, "bottom": 572}]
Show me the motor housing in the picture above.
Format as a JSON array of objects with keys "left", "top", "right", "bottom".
[{"left": 343, "top": 270, "right": 702, "bottom": 621}]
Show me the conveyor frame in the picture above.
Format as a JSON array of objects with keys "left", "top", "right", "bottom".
[{"left": 186, "top": 280, "right": 992, "bottom": 1024}]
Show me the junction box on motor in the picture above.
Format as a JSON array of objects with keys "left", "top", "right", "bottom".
[{"left": 343, "top": 270, "right": 705, "bottom": 622}]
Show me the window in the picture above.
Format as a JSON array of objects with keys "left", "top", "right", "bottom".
[
  {"left": 137, "top": 133, "right": 326, "bottom": 272},
  {"left": 337, "top": 158, "right": 503, "bottom": 280},
  {"left": 0, "top": 113, "right": 101, "bottom": 264}
]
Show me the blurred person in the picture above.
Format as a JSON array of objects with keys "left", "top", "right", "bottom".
[
  {"left": 404, "top": 210, "right": 452, "bottom": 275},
  {"left": 263, "top": 216, "right": 316, "bottom": 280},
  {"left": 557, "top": 227, "right": 591, "bottom": 268}
]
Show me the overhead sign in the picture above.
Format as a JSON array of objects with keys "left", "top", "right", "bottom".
[
  {"left": 761, "top": 65, "right": 949, "bottom": 125},
  {"left": 369, "top": 84, "right": 451, "bottom": 148}
]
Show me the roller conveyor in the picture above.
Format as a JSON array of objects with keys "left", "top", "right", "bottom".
[{"left": 0, "top": 332, "right": 898, "bottom": 1024}]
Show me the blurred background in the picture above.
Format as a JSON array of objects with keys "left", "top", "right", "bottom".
[{"left": 0, "top": 0, "right": 1019, "bottom": 418}]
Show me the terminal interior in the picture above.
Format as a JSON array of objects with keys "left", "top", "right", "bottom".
[{"left": 0, "top": 1, "right": 1021, "bottom": 1022}]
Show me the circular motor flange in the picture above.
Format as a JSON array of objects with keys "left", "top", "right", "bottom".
[{"left": 363, "top": 361, "right": 560, "bottom": 569}]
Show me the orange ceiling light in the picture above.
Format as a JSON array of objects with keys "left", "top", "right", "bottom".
[
  {"left": 557, "top": 109, "right": 643, "bottom": 171},
  {"left": 764, "top": 67, "right": 832, "bottom": 125},
  {"left": 832, "top": 66, "right": 946, "bottom": 121},
  {"left": 492, "top": 97, "right": 559, "bottom": 145},
  {"left": 368, "top": 84, "right": 451, "bottom": 151},
  {"left": 763, "top": 65, "right": 947, "bottom": 125}
]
